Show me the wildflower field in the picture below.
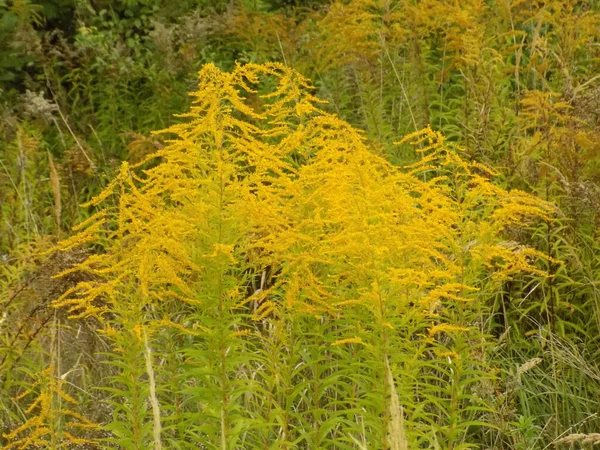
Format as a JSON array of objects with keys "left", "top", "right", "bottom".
[{"left": 1, "top": 1, "right": 600, "bottom": 448}]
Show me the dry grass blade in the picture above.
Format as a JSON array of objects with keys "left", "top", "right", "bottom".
[
  {"left": 518, "top": 357, "right": 542, "bottom": 375},
  {"left": 143, "top": 327, "right": 163, "bottom": 450},
  {"left": 385, "top": 356, "right": 408, "bottom": 450},
  {"left": 555, "top": 433, "right": 600, "bottom": 446},
  {"left": 47, "top": 151, "right": 61, "bottom": 230}
]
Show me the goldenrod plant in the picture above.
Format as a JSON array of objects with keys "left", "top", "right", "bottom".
[
  {"left": 2, "top": 366, "right": 99, "bottom": 449},
  {"left": 21, "top": 63, "right": 552, "bottom": 449}
]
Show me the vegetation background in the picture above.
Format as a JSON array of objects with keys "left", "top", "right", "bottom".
[{"left": 1, "top": 0, "right": 600, "bottom": 448}]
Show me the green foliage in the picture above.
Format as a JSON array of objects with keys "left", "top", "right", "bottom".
[
  {"left": 1, "top": 1, "right": 600, "bottom": 449},
  {"left": 102, "top": 325, "right": 153, "bottom": 449}
]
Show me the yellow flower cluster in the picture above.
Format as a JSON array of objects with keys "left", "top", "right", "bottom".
[
  {"left": 48, "top": 62, "right": 554, "bottom": 349},
  {"left": 3, "top": 367, "right": 98, "bottom": 449}
]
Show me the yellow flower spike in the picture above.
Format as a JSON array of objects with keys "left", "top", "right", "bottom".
[
  {"left": 437, "top": 351, "right": 461, "bottom": 360},
  {"left": 428, "top": 324, "right": 470, "bottom": 336},
  {"left": 230, "top": 329, "right": 252, "bottom": 338},
  {"left": 132, "top": 324, "right": 144, "bottom": 341},
  {"left": 331, "top": 337, "right": 364, "bottom": 346},
  {"left": 4, "top": 366, "right": 99, "bottom": 447},
  {"left": 210, "top": 243, "right": 236, "bottom": 263}
]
